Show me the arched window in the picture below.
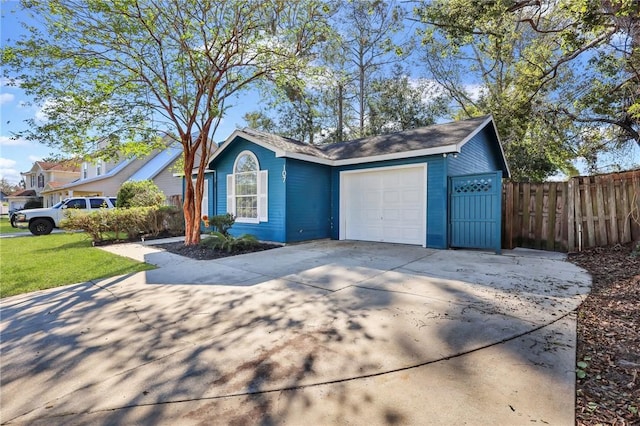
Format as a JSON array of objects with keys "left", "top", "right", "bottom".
[{"left": 227, "top": 151, "right": 268, "bottom": 223}]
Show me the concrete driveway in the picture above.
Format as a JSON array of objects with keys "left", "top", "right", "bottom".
[{"left": 1, "top": 240, "right": 591, "bottom": 425}]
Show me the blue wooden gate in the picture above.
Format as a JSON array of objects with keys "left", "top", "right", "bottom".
[{"left": 449, "top": 172, "right": 502, "bottom": 254}]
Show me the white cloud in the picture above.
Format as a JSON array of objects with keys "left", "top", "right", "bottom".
[
  {"left": 0, "top": 158, "right": 21, "bottom": 184},
  {"left": 0, "top": 158, "right": 17, "bottom": 169},
  {"left": 464, "top": 83, "right": 486, "bottom": 102},
  {"left": 34, "top": 97, "right": 67, "bottom": 124},
  {"left": 0, "top": 135, "right": 29, "bottom": 146},
  {"left": 0, "top": 77, "right": 21, "bottom": 87},
  {"left": 34, "top": 102, "right": 50, "bottom": 124},
  {"left": 28, "top": 155, "right": 43, "bottom": 162},
  {"left": 0, "top": 93, "right": 15, "bottom": 105}
]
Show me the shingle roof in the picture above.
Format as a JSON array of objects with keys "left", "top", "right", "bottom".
[
  {"left": 36, "top": 161, "right": 80, "bottom": 172},
  {"left": 212, "top": 115, "right": 502, "bottom": 168},
  {"left": 319, "top": 115, "right": 491, "bottom": 160},
  {"left": 44, "top": 181, "right": 65, "bottom": 189},
  {"left": 238, "top": 128, "right": 331, "bottom": 160},
  {"left": 8, "top": 189, "right": 36, "bottom": 197}
]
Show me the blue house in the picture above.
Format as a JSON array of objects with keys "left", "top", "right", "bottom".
[{"left": 201, "top": 115, "right": 510, "bottom": 252}]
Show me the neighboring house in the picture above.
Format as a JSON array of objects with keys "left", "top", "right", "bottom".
[
  {"left": 200, "top": 115, "right": 510, "bottom": 253},
  {"left": 6, "top": 160, "right": 81, "bottom": 211},
  {"left": 21, "top": 160, "right": 81, "bottom": 198},
  {"left": 6, "top": 189, "right": 37, "bottom": 213},
  {"left": 41, "top": 144, "right": 183, "bottom": 207}
]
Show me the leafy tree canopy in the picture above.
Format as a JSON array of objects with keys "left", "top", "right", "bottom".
[
  {"left": 416, "top": 0, "right": 640, "bottom": 180},
  {"left": 1, "top": 0, "right": 333, "bottom": 244}
]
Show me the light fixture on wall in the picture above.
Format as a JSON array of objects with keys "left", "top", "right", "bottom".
[{"left": 443, "top": 152, "right": 459, "bottom": 158}]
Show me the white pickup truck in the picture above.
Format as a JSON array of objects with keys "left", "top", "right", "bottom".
[{"left": 12, "top": 196, "right": 117, "bottom": 235}]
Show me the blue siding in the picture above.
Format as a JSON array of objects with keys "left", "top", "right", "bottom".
[
  {"left": 285, "top": 159, "right": 332, "bottom": 242},
  {"left": 330, "top": 156, "right": 448, "bottom": 249},
  {"left": 210, "top": 138, "right": 287, "bottom": 242},
  {"left": 447, "top": 127, "right": 500, "bottom": 177}
]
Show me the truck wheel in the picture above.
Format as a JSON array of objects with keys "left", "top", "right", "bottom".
[{"left": 29, "top": 218, "right": 54, "bottom": 235}]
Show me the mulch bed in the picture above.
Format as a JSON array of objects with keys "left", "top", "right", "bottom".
[
  {"left": 568, "top": 242, "right": 640, "bottom": 425},
  {"left": 154, "top": 240, "right": 281, "bottom": 260}
]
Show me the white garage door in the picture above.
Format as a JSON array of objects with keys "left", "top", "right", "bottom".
[{"left": 341, "top": 165, "right": 426, "bottom": 246}]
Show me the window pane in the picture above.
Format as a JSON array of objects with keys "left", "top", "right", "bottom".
[
  {"left": 235, "top": 154, "right": 258, "bottom": 173},
  {"left": 66, "top": 199, "right": 86, "bottom": 209},
  {"left": 236, "top": 196, "right": 257, "bottom": 218},
  {"left": 236, "top": 172, "right": 257, "bottom": 195},
  {"left": 90, "top": 198, "right": 108, "bottom": 208}
]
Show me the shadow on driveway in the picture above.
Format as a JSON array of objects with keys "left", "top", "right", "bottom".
[{"left": 0, "top": 241, "right": 591, "bottom": 425}]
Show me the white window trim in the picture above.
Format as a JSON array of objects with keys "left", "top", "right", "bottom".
[
  {"left": 227, "top": 150, "right": 268, "bottom": 223},
  {"left": 194, "top": 178, "right": 209, "bottom": 218}
]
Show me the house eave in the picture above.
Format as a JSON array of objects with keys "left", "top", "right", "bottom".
[
  {"left": 208, "top": 129, "right": 287, "bottom": 165},
  {"left": 278, "top": 145, "right": 459, "bottom": 166}
]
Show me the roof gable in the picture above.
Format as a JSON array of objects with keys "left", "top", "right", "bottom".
[
  {"left": 209, "top": 116, "right": 508, "bottom": 172},
  {"left": 23, "top": 160, "right": 80, "bottom": 175}
]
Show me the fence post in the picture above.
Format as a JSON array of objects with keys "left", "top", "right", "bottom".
[
  {"left": 608, "top": 177, "right": 619, "bottom": 244},
  {"left": 620, "top": 178, "right": 631, "bottom": 243},
  {"left": 503, "top": 181, "right": 514, "bottom": 249},
  {"left": 547, "top": 183, "right": 557, "bottom": 251},
  {"left": 595, "top": 176, "right": 607, "bottom": 246},
  {"left": 632, "top": 173, "right": 640, "bottom": 241},
  {"left": 567, "top": 178, "right": 575, "bottom": 251}
]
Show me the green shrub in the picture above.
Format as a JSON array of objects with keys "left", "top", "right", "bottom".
[
  {"left": 61, "top": 205, "right": 185, "bottom": 243},
  {"left": 209, "top": 213, "right": 235, "bottom": 236},
  {"left": 117, "top": 180, "right": 166, "bottom": 208},
  {"left": 200, "top": 231, "right": 259, "bottom": 253},
  {"left": 61, "top": 209, "right": 109, "bottom": 242},
  {"left": 146, "top": 205, "right": 185, "bottom": 236}
]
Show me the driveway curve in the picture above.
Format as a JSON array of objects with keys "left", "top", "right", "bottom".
[{"left": 0, "top": 240, "right": 591, "bottom": 425}]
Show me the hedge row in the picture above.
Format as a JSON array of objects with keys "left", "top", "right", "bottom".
[{"left": 61, "top": 206, "right": 184, "bottom": 243}]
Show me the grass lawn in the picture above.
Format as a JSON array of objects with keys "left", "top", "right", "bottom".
[
  {"left": 0, "top": 216, "right": 29, "bottom": 234},
  {"left": 0, "top": 232, "right": 155, "bottom": 298}
]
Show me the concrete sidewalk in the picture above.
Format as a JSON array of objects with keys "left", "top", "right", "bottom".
[{"left": 0, "top": 240, "right": 591, "bottom": 425}]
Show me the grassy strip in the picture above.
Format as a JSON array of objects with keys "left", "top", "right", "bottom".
[
  {"left": 0, "top": 216, "right": 29, "bottom": 234},
  {"left": 0, "top": 233, "right": 155, "bottom": 298}
]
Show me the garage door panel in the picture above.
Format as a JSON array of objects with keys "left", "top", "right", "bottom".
[
  {"left": 343, "top": 165, "right": 426, "bottom": 246},
  {"left": 383, "top": 208, "right": 400, "bottom": 220},
  {"left": 401, "top": 208, "right": 421, "bottom": 221},
  {"left": 363, "top": 190, "right": 379, "bottom": 205},
  {"left": 402, "top": 189, "right": 421, "bottom": 203},
  {"left": 364, "top": 209, "right": 380, "bottom": 221},
  {"left": 383, "top": 191, "right": 400, "bottom": 203}
]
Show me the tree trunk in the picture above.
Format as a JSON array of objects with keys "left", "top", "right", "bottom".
[
  {"left": 337, "top": 83, "right": 343, "bottom": 142},
  {"left": 182, "top": 145, "right": 200, "bottom": 246},
  {"left": 183, "top": 129, "right": 213, "bottom": 245}
]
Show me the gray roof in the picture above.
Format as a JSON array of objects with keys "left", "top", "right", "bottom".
[
  {"left": 214, "top": 115, "right": 503, "bottom": 168},
  {"left": 320, "top": 115, "right": 491, "bottom": 160},
  {"left": 239, "top": 128, "right": 331, "bottom": 160}
]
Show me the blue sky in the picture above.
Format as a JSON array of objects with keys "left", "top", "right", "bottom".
[{"left": 0, "top": 2, "right": 252, "bottom": 185}]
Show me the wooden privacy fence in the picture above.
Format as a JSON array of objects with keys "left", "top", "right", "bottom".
[{"left": 502, "top": 169, "right": 640, "bottom": 252}]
